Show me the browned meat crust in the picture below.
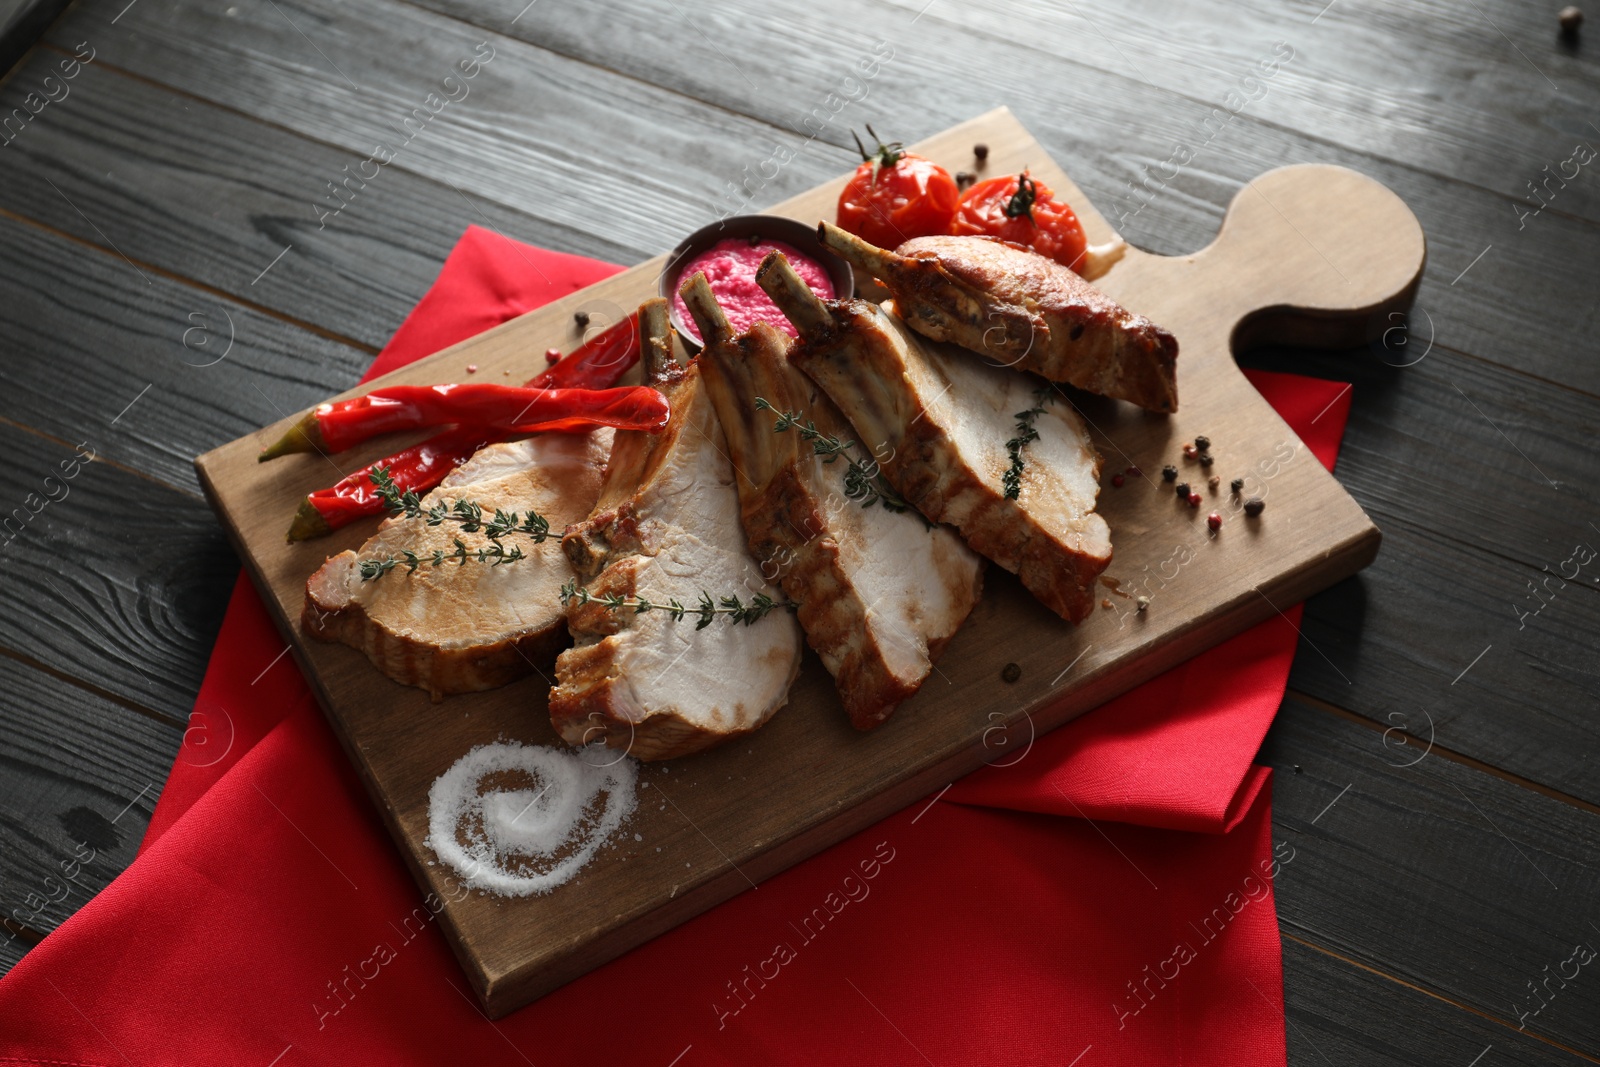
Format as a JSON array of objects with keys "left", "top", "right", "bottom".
[
  {"left": 760, "top": 254, "right": 1112, "bottom": 623},
  {"left": 819, "top": 224, "right": 1179, "bottom": 413},
  {"left": 686, "top": 277, "right": 985, "bottom": 729},
  {"left": 549, "top": 298, "right": 802, "bottom": 760}
]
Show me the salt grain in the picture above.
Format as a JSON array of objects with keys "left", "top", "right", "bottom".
[{"left": 426, "top": 742, "right": 638, "bottom": 898}]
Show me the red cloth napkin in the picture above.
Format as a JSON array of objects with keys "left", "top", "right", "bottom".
[{"left": 0, "top": 226, "right": 1349, "bottom": 1067}]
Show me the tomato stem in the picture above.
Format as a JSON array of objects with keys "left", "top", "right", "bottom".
[
  {"left": 1003, "top": 172, "right": 1039, "bottom": 222},
  {"left": 853, "top": 124, "right": 905, "bottom": 171}
]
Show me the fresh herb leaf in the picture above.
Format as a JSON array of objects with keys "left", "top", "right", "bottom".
[
  {"left": 560, "top": 580, "right": 792, "bottom": 627},
  {"left": 358, "top": 465, "right": 551, "bottom": 580},
  {"left": 1002, "top": 384, "right": 1054, "bottom": 500},
  {"left": 754, "top": 397, "right": 912, "bottom": 514}
]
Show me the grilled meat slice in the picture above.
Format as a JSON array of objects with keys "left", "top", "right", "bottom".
[
  {"left": 683, "top": 274, "right": 986, "bottom": 730},
  {"left": 818, "top": 223, "right": 1179, "bottom": 414},
  {"left": 759, "top": 253, "right": 1112, "bottom": 623},
  {"left": 303, "top": 430, "right": 612, "bottom": 700},
  {"left": 550, "top": 298, "right": 803, "bottom": 760}
]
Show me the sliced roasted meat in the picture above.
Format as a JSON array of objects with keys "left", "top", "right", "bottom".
[
  {"left": 817, "top": 223, "right": 1179, "bottom": 414},
  {"left": 303, "top": 430, "right": 612, "bottom": 700},
  {"left": 759, "top": 253, "right": 1112, "bottom": 624},
  {"left": 550, "top": 298, "right": 803, "bottom": 760},
  {"left": 682, "top": 273, "right": 985, "bottom": 730}
]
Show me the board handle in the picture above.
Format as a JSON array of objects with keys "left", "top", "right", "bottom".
[{"left": 1195, "top": 164, "right": 1427, "bottom": 351}]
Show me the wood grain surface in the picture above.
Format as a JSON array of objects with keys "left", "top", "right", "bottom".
[{"left": 194, "top": 110, "right": 1416, "bottom": 1015}]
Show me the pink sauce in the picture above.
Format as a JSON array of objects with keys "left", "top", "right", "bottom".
[{"left": 673, "top": 237, "right": 835, "bottom": 344}]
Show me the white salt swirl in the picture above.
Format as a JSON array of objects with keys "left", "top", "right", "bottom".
[{"left": 426, "top": 742, "right": 637, "bottom": 897}]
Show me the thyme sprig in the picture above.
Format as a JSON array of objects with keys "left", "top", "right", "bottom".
[
  {"left": 357, "top": 465, "right": 552, "bottom": 580},
  {"left": 754, "top": 397, "right": 910, "bottom": 514},
  {"left": 359, "top": 539, "right": 527, "bottom": 580},
  {"left": 560, "top": 580, "right": 792, "bottom": 630},
  {"left": 1002, "top": 384, "right": 1055, "bottom": 500}
]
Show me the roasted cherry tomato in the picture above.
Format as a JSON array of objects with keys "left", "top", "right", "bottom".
[
  {"left": 835, "top": 127, "right": 959, "bottom": 250},
  {"left": 953, "top": 171, "right": 1089, "bottom": 272}
]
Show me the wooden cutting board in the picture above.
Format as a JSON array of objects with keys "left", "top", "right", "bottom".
[{"left": 195, "top": 108, "right": 1421, "bottom": 1017}]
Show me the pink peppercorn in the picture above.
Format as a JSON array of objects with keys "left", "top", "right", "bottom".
[
  {"left": 1187, "top": 491, "right": 1202, "bottom": 508},
  {"left": 545, "top": 347, "right": 562, "bottom": 363},
  {"left": 1207, "top": 512, "right": 1222, "bottom": 531},
  {"left": 1111, "top": 473, "right": 1125, "bottom": 487}
]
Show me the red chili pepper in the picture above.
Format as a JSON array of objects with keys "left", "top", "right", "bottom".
[
  {"left": 530, "top": 311, "right": 639, "bottom": 390},
  {"left": 265, "top": 383, "right": 666, "bottom": 456},
  {"left": 284, "top": 313, "right": 646, "bottom": 541},
  {"left": 288, "top": 425, "right": 499, "bottom": 541}
]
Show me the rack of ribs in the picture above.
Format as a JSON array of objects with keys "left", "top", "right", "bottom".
[
  {"left": 549, "top": 298, "right": 803, "bottom": 760},
  {"left": 817, "top": 222, "right": 1179, "bottom": 414},
  {"left": 681, "top": 272, "right": 986, "bottom": 730},
  {"left": 758, "top": 252, "right": 1113, "bottom": 624}
]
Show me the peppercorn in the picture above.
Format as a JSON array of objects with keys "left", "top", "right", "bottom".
[
  {"left": 574, "top": 310, "right": 590, "bottom": 328},
  {"left": 1126, "top": 466, "right": 1141, "bottom": 477},
  {"left": 1111, "top": 473, "right": 1125, "bottom": 488},
  {"left": 1208, "top": 475, "right": 1221, "bottom": 490},
  {"left": 1101, "top": 598, "right": 1114, "bottom": 609},
  {"left": 1194, "top": 435, "right": 1211, "bottom": 451},
  {"left": 1183, "top": 443, "right": 1198, "bottom": 459},
  {"left": 1199, "top": 453, "right": 1214, "bottom": 468},
  {"left": 1244, "top": 497, "right": 1265, "bottom": 517},
  {"left": 466, "top": 363, "right": 478, "bottom": 374},
  {"left": 1001, "top": 662, "right": 1021, "bottom": 683},
  {"left": 747, "top": 232, "right": 762, "bottom": 246},
  {"left": 1230, "top": 478, "right": 1244, "bottom": 494},
  {"left": 1136, "top": 595, "right": 1150, "bottom": 613},
  {"left": 1175, "top": 482, "right": 1190, "bottom": 499},
  {"left": 1162, "top": 465, "right": 1178, "bottom": 482},
  {"left": 1559, "top": 5, "right": 1583, "bottom": 33},
  {"left": 1187, "top": 491, "right": 1202, "bottom": 508},
  {"left": 1207, "top": 511, "right": 1222, "bottom": 531},
  {"left": 955, "top": 171, "right": 975, "bottom": 189},
  {"left": 545, "top": 347, "right": 562, "bottom": 363},
  {"left": 973, "top": 143, "right": 989, "bottom": 162}
]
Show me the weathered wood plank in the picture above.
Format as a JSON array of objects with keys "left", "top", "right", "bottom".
[
  {"left": 0, "top": 422, "right": 235, "bottom": 715},
  {"left": 0, "top": 53, "right": 639, "bottom": 352},
  {"left": 0, "top": 655, "right": 181, "bottom": 975},
  {"left": 0, "top": 0, "right": 69, "bottom": 75},
  {"left": 1281, "top": 939, "right": 1588, "bottom": 1067},
  {"left": 402, "top": 0, "right": 1600, "bottom": 396},
  {"left": 0, "top": 212, "right": 370, "bottom": 495},
  {"left": 41, "top": 0, "right": 844, "bottom": 265},
  {"left": 1290, "top": 525, "right": 1600, "bottom": 808},
  {"left": 1218, "top": 341, "right": 1600, "bottom": 805},
  {"left": 875, "top": 0, "right": 1600, "bottom": 222},
  {"left": 1263, "top": 699, "right": 1600, "bottom": 1053}
]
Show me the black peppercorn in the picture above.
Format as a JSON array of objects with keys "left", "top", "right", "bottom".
[
  {"left": 574, "top": 310, "right": 590, "bottom": 328},
  {"left": 1559, "top": 5, "right": 1583, "bottom": 33},
  {"left": 1162, "top": 464, "right": 1178, "bottom": 482},
  {"left": 1244, "top": 497, "right": 1265, "bottom": 517},
  {"left": 1199, "top": 453, "right": 1214, "bottom": 468},
  {"left": 1194, "top": 435, "right": 1210, "bottom": 451},
  {"left": 955, "top": 171, "right": 975, "bottom": 190},
  {"left": 1230, "top": 478, "right": 1244, "bottom": 494},
  {"left": 1001, "top": 662, "right": 1021, "bottom": 683},
  {"left": 973, "top": 143, "right": 989, "bottom": 162},
  {"left": 1175, "top": 482, "right": 1190, "bottom": 499}
]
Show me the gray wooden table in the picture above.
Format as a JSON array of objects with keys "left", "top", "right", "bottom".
[{"left": 1, "top": 0, "right": 1597, "bottom": 1061}]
